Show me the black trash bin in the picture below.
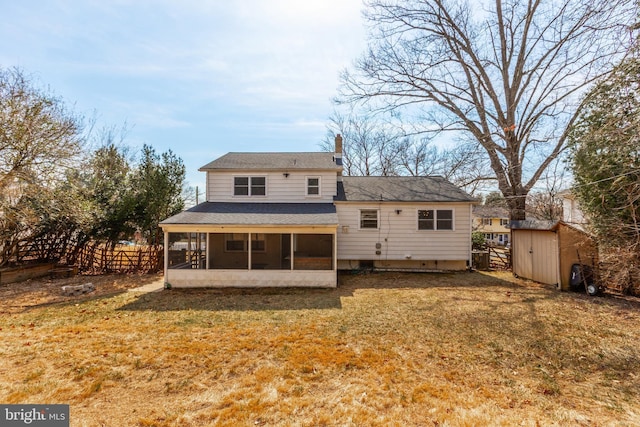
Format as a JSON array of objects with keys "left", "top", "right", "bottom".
[{"left": 570, "top": 263, "right": 598, "bottom": 295}]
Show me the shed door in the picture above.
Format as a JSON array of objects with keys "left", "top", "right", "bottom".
[
  {"left": 514, "top": 230, "right": 533, "bottom": 279},
  {"left": 531, "top": 231, "right": 559, "bottom": 285},
  {"left": 515, "top": 230, "right": 559, "bottom": 286}
]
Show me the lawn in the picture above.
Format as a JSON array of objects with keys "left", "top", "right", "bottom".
[{"left": 1, "top": 271, "right": 639, "bottom": 426}]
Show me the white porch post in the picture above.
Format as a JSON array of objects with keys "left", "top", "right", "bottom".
[
  {"left": 248, "top": 233, "right": 252, "bottom": 270},
  {"left": 163, "top": 231, "right": 169, "bottom": 287},
  {"left": 290, "top": 234, "right": 295, "bottom": 270},
  {"left": 205, "top": 233, "right": 210, "bottom": 269}
]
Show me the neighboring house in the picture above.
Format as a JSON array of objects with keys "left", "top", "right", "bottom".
[
  {"left": 159, "top": 136, "right": 476, "bottom": 288},
  {"left": 559, "top": 190, "right": 589, "bottom": 230},
  {"left": 472, "top": 205, "right": 511, "bottom": 246}
]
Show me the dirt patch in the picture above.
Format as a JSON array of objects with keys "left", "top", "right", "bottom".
[{"left": 0, "top": 273, "right": 162, "bottom": 314}]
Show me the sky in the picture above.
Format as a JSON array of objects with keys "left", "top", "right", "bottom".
[{"left": 0, "top": 0, "right": 368, "bottom": 190}]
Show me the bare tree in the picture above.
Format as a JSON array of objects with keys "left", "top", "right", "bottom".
[
  {"left": 0, "top": 68, "right": 84, "bottom": 190},
  {"left": 338, "top": 0, "right": 635, "bottom": 219},
  {"left": 0, "top": 68, "right": 84, "bottom": 266},
  {"left": 321, "top": 110, "right": 404, "bottom": 176},
  {"left": 322, "top": 109, "right": 494, "bottom": 195}
]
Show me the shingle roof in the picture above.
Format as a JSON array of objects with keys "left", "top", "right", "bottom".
[
  {"left": 335, "top": 176, "right": 475, "bottom": 203},
  {"left": 509, "top": 219, "right": 559, "bottom": 230},
  {"left": 199, "top": 152, "right": 342, "bottom": 171},
  {"left": 160, "top": 202, "right": 338, "bottom": 226},
  {"left": 472, "top": 205, "right": 510, "bottom": 218}
]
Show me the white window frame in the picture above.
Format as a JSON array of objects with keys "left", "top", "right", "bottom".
[
  {"left": 359, "top": 209, "right": 379, "bottom": 230},
  {"left": 233, "top": 176, "right": 267, "bottom": 197},
  {"left": 306, "top": 176, "right": 321, "bottom": 197},
  {"left": 500, "top": 218, "right": 509, "bottom": 226},
  {"left": 482, "top": 218, "right": 492, "bottom": 226},
  {"left": 417, "top": 209, "right": 455, "bottom": 231}
]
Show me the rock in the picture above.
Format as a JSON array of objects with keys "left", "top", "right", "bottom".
[{"left": 61, "top": 283, "right": 95, "bottom": 296}]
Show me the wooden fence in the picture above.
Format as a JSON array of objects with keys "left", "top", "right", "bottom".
[
  {"left": 75, "top": 245, "right": 163, "bottom": 274},
  {"left": 489, "top": 246, "right": 511, "bottom": 270}
]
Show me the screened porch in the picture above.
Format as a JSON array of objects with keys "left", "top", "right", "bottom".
[{"left": 166, "top": 232, "right": 334, "bottom": 271}]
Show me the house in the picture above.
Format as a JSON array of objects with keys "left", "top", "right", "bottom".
[
  {"left": 559, "top": 190, "right": 589, "bottom": 230},
  {"left": 472, "top": 205, "right": 511, "bottom": 246},
  {"left": 159, "top": 135, "right": 476, "bottom": 288}
]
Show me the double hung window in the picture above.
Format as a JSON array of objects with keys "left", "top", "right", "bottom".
[
  {"left": 360, "top": 210, "right": 379, "bottom": 229},
  {"left": 234, "top": 176, "right": 266, "bottom": 196},
  {"left": 418, "top": 209, "right": 454, "bottom": 230},
  {"left": 307, "top": 177, "right": 320, "bottom": 196}
]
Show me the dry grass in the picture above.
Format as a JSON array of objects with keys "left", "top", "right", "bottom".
[{"left": 1, "top": 271, "right": 640, "bottom": 426}]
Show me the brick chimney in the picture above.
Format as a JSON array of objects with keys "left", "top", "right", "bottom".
[
  {"left": 335, "top": 134, "right": 343, "bottom": 156},
  {"left": 334, "top": 134, "right": 343, "bottom": 178}
]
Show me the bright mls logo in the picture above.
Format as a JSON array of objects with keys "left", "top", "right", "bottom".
[{"left": 1, "top": 405, "right": 69, "bottom": 426}]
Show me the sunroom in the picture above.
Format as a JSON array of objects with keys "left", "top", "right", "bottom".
[{"left": 159, "top": 202, "right": 338, "bottom": 288}]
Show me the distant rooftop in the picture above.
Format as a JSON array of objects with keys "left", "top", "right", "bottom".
[
  {"left": 199, "top": 152, "right": 342, "bottom": 171},
  {"left": 473, "top": 205, "right": 510, "bottom": 218}
]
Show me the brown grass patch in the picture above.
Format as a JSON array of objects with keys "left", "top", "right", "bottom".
[{"left": 1, "top": 271, "right": 640, "bottom": 426}]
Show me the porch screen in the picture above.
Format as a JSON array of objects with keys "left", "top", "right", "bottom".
[
  {"left": 293, "top": 234, "right": 334, "bottom": 270},
  {"left": 251, "top": 234, "right": 291, "bottom": 270},
  {"left": 208, "top": 233, "right": 249, "bottom": 269},
  {"left": 167, "top": 233, "right": 206, "bottom": 269}
]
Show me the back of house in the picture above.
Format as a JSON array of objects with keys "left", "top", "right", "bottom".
[{"left": 160, "top": 135, "right": 476, "bottom": 287}]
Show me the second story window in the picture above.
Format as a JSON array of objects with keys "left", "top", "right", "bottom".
[
  {"left": 234, "top": 176, "right": 265, "bottom": 196},
  {"left": 306, "top": 177, "right": 320, "bottom": 196},
  {"left": 500, "top": 218, "right": 509, "bottom": 226},
  {"left": 251, "top": 177, "right": 266, "bottom": 195},
  {"left": 482, "top": 218, "right": 492, "bottom": 226}
]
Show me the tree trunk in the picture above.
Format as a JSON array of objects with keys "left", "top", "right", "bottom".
[{"left": 507, "top": 194, "right": 527, "bottom": 221}]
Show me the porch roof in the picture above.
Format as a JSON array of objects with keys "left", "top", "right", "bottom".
[{"left": 160, "top": 202, "right": 338, "bottom": 226}]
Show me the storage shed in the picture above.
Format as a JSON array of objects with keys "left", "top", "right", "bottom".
[{"left": 510, "top": 220, "right": 597, "bottom": 290}]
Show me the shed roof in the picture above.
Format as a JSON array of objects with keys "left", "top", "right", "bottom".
[
  {"left": 509, "top": 219, "right": 594, "bottom": 236},
  {"left": 160, "top": 202, "right": 338, "bottom": 226},
  {"left": 508, "top": 219, "right": 559, "bottom": 230},
  {"left": 199, "top": 152, "right": 342, "bottom": 171},
  {"left": 336, "top": 176, "right": 475, "bottom": 203}
]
